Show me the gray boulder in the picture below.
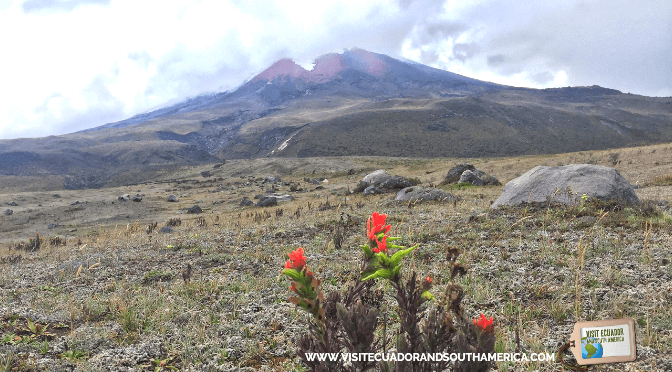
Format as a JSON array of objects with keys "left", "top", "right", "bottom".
[
  {"left": 167, "top": 195, "right": 179, "bottom": 202},
  {"left": 118, "top": 194, "right": 130, "bottom": 202},
  {"left": 256, "top": 196, "right": 278, "bottom": 207},
  {"left": 131, "top": 195, "right": 142, "bottom": 202},
  {"left": 363, "top": 185, "right": 383, "bottom": 195},
  {"left": 355, "top": 170, "right": 391, "bottom": 192},
  {"left": 239, "top": 198, "right": 254, "bottom": 207},
  {"left": 264, "top": 176, "right": 282, "bottom": 184},
  {"left": 458, "top": 170, "right": 485, "bottom": 186},
  {"left": 266, "top": 193, "right": 294, "bottom": 202},
  {"left": 443, "top": 163, "right": 475, "bottom": 184},
  {"left": 395, "top": 187, "right": 459, "bottom": 203},
  {"left": 380, "top": 175, "right": 415, "bottom": 190},
  {"left": 4, "top": 209, "right": 13, "bottom": 215},
  {"left": 356, "top": 170, "right": 415, "bottom": 193},
  {"left": 187, "top": 205, "right": 202, "bottom": 214},
  {"left": 491, "top": 164, "right": 640, "bottom": 209},
  {"left": 444, "top": 163, "right": 500, "bottom": 186},
  {"left": 362, "top": 170, "right": 391, "bottom": 185}
]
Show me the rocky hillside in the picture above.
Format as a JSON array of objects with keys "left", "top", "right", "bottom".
[{"left": 1, "top": 48, "right": 671, "bottom": 189}]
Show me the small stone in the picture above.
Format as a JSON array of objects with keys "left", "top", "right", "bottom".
[
  {"left": 48, "top": 223, "right": 58, "bottom": 229},
  {"left": 4, "top": 209, "right": 12, "bottom": 215},
  {"left": 167, "top": 195, "right": 179, "bottom": 202},
  {"left": 131, "top": 195, "right": 142, "bottom": 202},
  {"left": 159, "top": 226, "right": 174, "bottom": 234}
]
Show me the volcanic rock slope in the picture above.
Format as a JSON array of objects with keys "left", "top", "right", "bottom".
[{"left": 1, "top": 48, "right": 671, "bottom": 189}]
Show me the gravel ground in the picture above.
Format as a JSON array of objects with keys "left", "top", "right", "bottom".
[{"left": 1, "top": 181, "right": 671, "bottom": 371}]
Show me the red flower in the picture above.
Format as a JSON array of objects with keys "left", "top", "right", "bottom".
[
  {"left": 290, "top": 282, "right": 297, "bottom": 293},
  {"left": 425, "top": 276, "right": 432, "bottom": 285},
  {"left": 285, "top": 247, "right": 306, "bottom": 270},
  {"left": 367, "top": 212, "right": 391, "bottom": 241},
  {"left": 372, "top": 234, "right": 388, "bottom": 253},
  {"left": 473, "top": 313, "right": 494, "bottom": 333}
]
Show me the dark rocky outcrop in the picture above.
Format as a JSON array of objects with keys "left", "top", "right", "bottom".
[{"left": 491, "top": 164, "right": 640, "bottom": 208}]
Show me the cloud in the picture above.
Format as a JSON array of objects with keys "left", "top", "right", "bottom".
[
  {"left": 21, "top": 0, "right": 111, "bottom": 13},
  {"left": 1, "top": 0, "right": 671, "bottom": 140}
]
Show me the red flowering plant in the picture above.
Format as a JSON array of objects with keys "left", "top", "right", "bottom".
[
  {"left": 281, "top": 247, "right": 325, "bottom": 322},
  {"left": 360, "top": 212, "right": 419, "bottom": 282},
  {"left": 473, "top": 313, "right": 495, "bottom": 333},
  {"left": 281, "top": 212, "right": 496, "bottom": 372}
]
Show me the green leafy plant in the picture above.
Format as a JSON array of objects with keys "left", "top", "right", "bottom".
[
  {"left": 24, "top": 318, "right": 54, "bottom": 339},
  {"left": 60, "top": 349, "right": 88, "bottom": 361}
]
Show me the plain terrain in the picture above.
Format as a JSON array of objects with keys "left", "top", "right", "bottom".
[{"left": 1, "top": 143, "right": 672, "bottom": 371}]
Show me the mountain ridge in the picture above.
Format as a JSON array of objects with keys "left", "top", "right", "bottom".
[{"left": 1, "top": 48, "right": 670, "bottom": 189}]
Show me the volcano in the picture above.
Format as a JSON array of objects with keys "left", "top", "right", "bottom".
[{"left": 1, "top": 48, "right": 671, "bottom": 189}]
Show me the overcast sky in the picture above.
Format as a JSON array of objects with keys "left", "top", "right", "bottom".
[{"left": 1, "top": 0, "right": 670, "bottom": 140}]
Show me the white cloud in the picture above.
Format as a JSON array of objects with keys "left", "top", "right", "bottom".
[{"left": 1, "top": 0, "right": 670, "bottom": 139}]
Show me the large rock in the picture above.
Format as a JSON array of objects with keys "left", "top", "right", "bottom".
[
  {"left": 187, "top": 205, "right": 203, "bottom": 214},
  {"left": 362, "top": 170, "right": 391, "bottom": 185},
  {"left": 239, "top": 197, "right": 254, "bottom": 207},
  {"left": 443, "top": 163, "right": 475, "bottom": 184},
  {"left": 491, "top": 164, "right": 640, "bottom": 209},
  {"left": 167, "top": 194, "right": 179, "bottom": 202},
  {"left": 380, "top": 175, "right": 414, "bottom": 190},
  {"left": 363, "top": 185, "right": 383, "bottom": 195},
  {"left": 458, "top": 170, "right": 485, "bottom": 186},
  {"left": 444, "top": 163, "right": 500, "bottom": 186},
  {"left": 256, "top": 196, "right": 278, "bottom": 207},
  {"left": 264, "top": 176, "right": 282, "bottom": 184},
  {"left": 355, "top": 170, "right": 415, "bottom": 193},
  {"left": 266, "top": 193, "right": 294, "bottom": 202},
  {"left": 394, "top": 187, "right": 459, "bottom": 203}
]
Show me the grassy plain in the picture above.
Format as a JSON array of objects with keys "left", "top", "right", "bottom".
[{"left": 1, "top": 143, "right": 672, "bottom": 371}]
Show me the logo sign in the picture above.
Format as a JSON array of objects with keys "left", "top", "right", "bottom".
[{"left": 569, "top": 318, "right": 636, "bottom": 365}]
